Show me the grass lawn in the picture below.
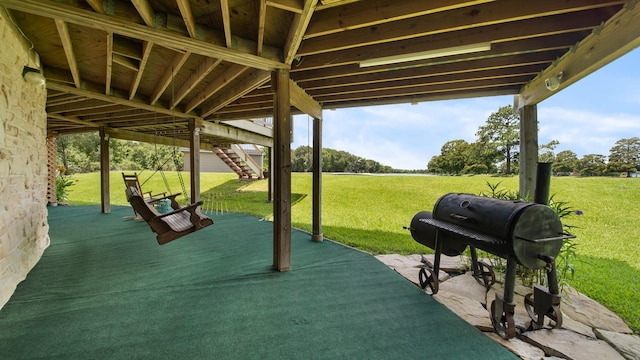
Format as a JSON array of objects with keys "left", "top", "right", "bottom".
[{"left": 63, "top": 171, "right": 639, "bottom": 333}]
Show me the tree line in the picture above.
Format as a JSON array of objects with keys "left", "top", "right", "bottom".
[
  {"left": 427, "top": 105, "right": 640, "bottom": 176},
  {"left": 57, "top": 133, "right": 183, "bottom": 174},
  {"left": 291, "top": 146, "right": 399, "bottom": 173}
]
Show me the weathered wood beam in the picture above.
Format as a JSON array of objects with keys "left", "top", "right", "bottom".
[
  {"left": 289, "top": 79, "right": 322, "bottom": 119},
  {"left": 284, "top": 0, "right": 318, "bottom": 64},
  {"left": 517, "top": 1, "right": 640, "bottom": 109},
  {"left": 46, "top": 79, "right": 202, "bottom": 121},
  {"left": 150, "top": 51, "right": 191, "bottom": 105},
  {"left": 130, "top": 0, "right": 155, "bottom": 26},
  {"left": 195, "top": 119, "right": 273, "bottom": 147},
  {"left": 272, "top": 69, "right": 292, "bottom": 271},
  {"left": 305, "top": 0, "right": 493, "bottom": 38},
  {"left": 266, "top": 0, "right": 303, "bottom": 13},
  {"left": 47, "top": 98, "right": 113, "bottom": 113},
  {"left": 185, "top": 64, "right": 248, "bottom": 113},
  {"left": 311, "top": 116, "right": 322, "bottom": 242},
  {"left": 129, "top": 41, "right": 153, "bottom": 100},
  {"left": 257, "top": 0, "right": 266, "bottom": 55},
  {"left": 105, "top": 33, "right": 113, "bottom": 95},
  {"left": 295, "top": 10, "right": 605, "bottom": 70},
  {"left": 106, "top": 127, "right": 191, "bottom": 147},
  {"left": 201, "top": 69, "right": 271, "bottom": 117},
  {"left": 112, "top": 53, "right": 139, "bottom": 71},
  {"left": 299, "top": 0, "right": 625, "bottom": 56},
  {"left": 99, "top": 127, "right": 110, "bottom": 213},
  {"left": 0, "top": 0, "right": 287, "bottom": 71},
  {"left": 519, "top": 104, "right": 538, "bottom": 199},
  {"left": 220, "top": 0, "right": 232, "bottom": 48},
  {"left": 85, "top": 0, "right": 105, "bottom": 14},
  {"left": 171, "top": 58, "right": 222, "bottom": 110},
  {"left": 188, "top": 119, "right": 200, "bottom": 203},
  {"left": 176, "top": 0, "right": 197, "bottom": 38},
  {"left": 54, "top": 19, "right": 81, "bottom": 88},
  {"left": 48, "top": 113, "right": 100, "bottom": 128}
]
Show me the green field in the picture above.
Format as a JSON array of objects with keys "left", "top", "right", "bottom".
[{"left": 63, "top": 172, "right": 640, "bottom": 333}]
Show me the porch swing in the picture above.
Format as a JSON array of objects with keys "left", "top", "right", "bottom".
[{"left": 123, "top": 75, "right": 213, "bottom": 244}]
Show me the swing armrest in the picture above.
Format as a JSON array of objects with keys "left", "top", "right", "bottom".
[
  {"left": 154, "top": 201, "right": 203, "bottom": 220},
  {"left": 147, "top": 193, "right": 182, "bottom": 209}
]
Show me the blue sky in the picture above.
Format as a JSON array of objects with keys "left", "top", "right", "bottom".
[{"left": 291, "top": 48, "right": 640, "bottom": 170}]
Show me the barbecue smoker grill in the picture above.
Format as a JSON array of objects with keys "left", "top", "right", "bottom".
[{"left": 408, "top": 192, "right": 575, "bottom": 339}]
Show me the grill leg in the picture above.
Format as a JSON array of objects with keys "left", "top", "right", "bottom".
[
  {"left": 491, "top": 257, "right": 517, "bottom": 339},
  {"left": 524, "top": 256, "right": 563, "bottom": 330},
  {"left": 419, "top": 230, "right": 441, "bottom": 294}
]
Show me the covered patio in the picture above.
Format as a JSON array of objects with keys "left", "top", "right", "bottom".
[
  {"left": 0, "top": 206, "right": 517, "bottom": 359},
  {"left": 1, "top": 1, "right": 640, "bottom": 357}
]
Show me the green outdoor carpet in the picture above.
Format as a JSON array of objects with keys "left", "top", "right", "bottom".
[{"left": 0, "top": 206, "right": 517, "bottom": 359}]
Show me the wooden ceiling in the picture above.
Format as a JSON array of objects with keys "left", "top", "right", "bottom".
[{"left": 1, "top": 0, "right": 639, "bottom": 147}]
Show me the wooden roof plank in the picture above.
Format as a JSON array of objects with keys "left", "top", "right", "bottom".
[
  {"left": 129, "top": 41, "right": 153, "bottom": 100},
  {"left": 201, "top": 69, "right": 271, "bottom": 117},
  {"left": 305, "top": 0, "right": 493, "bottom": 38},
  {"left": 54, "top": 19, "right": 81, "bottom": 88},
  {"left": 220, "top": 0, "right": 232, "bottom": 48},
  {"left": 518, "top": 1, "right": 640, "bottom": 108},
  {"left": 150, "top": 51, "right": 191, "bottom": 105},
  {"left": 284, "top": 0, "right": 318, "bottom": 64},
  {"left": 257, "top": 0, "right": 267, "bottom": 55},
  {"left": 298, "top": 0, "right": 626, "bottom": 56},
  {"left": 1, "top": 0, "right": 288, "bottom": 71},
  {"left": 171, "top": 57, "right": 222, "bottom": 110},
  {"left": 130, "top": 0, "right": 155, "bottom": 27},
  {"left": 185, "top": 64, "right": 248, "bottom": 113},
  {"left": 176, "top": 0, "right": 197, "bottom": 38}
]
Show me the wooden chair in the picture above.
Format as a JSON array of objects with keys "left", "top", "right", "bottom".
[{"left": 126, "top": 186, "right": 213, "bottom": 245}]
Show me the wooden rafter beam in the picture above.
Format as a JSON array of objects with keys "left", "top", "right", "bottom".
[
  {"left": 150, "top": 51, "right": 191, "bottom": 105},
  {"left": 305, "top": 0, "right": 494, "bottom": 38},
  {"left": 289, "top": 79, "right": 322, "bottom": 119},
  {"left": 284, "top": 0, "right": 318, "bottom": 64},
  {"left": 54, "top": 19, "right": 81, "bottom": 88},
  {"left": 195, "top": 119, "right": 274, "bottom": 148},
  {"left": 48, "top": 113, "right": 100, "bottom": 127},
  {"left": 220, "top": 0, "right": 232, "bottom": 48},
  {"left": 46, "top": 80, "right": 203, "bottom": 121},
  {"left": 295, "top": 10, "right": 605, "bottom": 70},
  {"left": 201, "top": 69, "right": 270, "bottom": 118},
  {"left": 517, "top": 1, "right": 640, "bottom": 109},
  {"left": 257, "top": 0, "right": 267, "bottom": 55},
  {"left": 130, "top": 0, "right": 155, "bottom": 27},
  {"left": 85, "top": 0, "right": 105, "bottom": 14},
  {"left": 176, "top": 0, "right": 197, "bottom": 38},
  {"left": 130, "top": 41, "right": 153, "bottom": 100},
  {"left": 298, "top": 0, "right": 626, "bottom": 56},
  {"left": 105, "top": 32, "right": 113, "bottom": 95},
  {"left": 266, "top": 0, "right": 303, "bottom": 13},
  {"left": 171, "top": 58, "right": 222, "bottom": 110},
  {"left": 0, "top": 0, "right": 287, "bottom": 71},
  {"left": 185, "top": 64, "right": 248, "bottom": 113}
]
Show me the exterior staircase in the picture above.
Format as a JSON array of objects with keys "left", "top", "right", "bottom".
[{"left": 214, "top": 145, "right": 264, "bottom": 180}]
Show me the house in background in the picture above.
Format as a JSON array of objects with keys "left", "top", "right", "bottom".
[{"left": 182, "top": 145, "right": 264, "bottom": 179}]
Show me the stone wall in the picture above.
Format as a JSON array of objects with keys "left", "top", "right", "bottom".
[{"left": 0, "top": 9, "right": 50, "bottom": 309}]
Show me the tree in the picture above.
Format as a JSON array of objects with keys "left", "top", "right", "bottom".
[
  {"left": 539, "top": 140, "right": 560, "bottom": 163},
  {"left": 577, "top": 154, "right": 607, "bottom": 176},
  {"left": 608, "top": 137, "right": 640, "bottom": 174},
  {"left": 552, "top": 150, "right": 578, "bottom": 174},
  {"left": 476, "top": 105, "right": 520, "bottom": 174},
  {"left": 434, "top": 139, "right": 471, "bottom": 174}
]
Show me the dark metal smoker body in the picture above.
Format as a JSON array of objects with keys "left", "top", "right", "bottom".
[{"left": 407, "top": 169, "right": 575, "bottom": 339}]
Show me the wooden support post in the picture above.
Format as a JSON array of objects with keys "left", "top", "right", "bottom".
[
  {"left": 99, "top": 126, "right": 111, "bottom": 213},
  {"left": 188, "top": 118, "right": 200, "bottom": 203},
  {"left": 267, "top": 146, "right": 274, "bottom": 202},
  {"left": 311, "top": 116, "right": 323, "bottom": 242},
  {"left": 272, "top": 69, "right": 292, "bottom": 271},
  {"left": 519, "top": 104, "right": 538, "bottom": 200}
]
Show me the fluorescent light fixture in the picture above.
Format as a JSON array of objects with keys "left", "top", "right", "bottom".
[{"left": 359, "top": 42, "right": 492, "bottom": 68}]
